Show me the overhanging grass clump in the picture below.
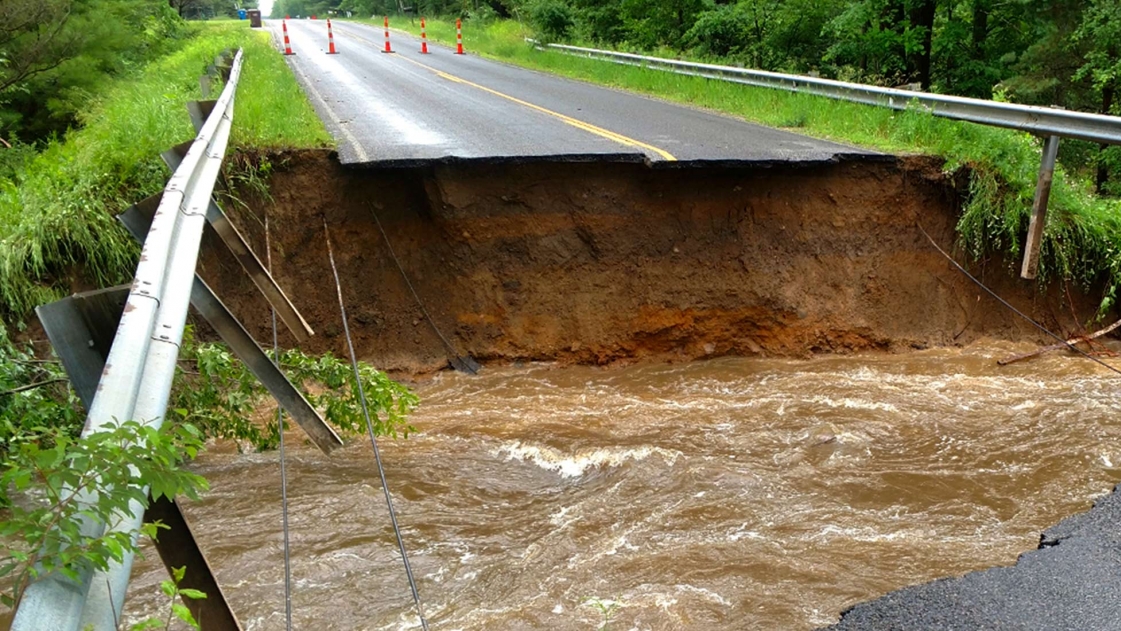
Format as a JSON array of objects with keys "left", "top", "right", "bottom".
[
  {"left": 378, "top": 16, "right": 1121, "bottom": 315},
  {"left": 0, "top": 22, "right": 331, "bottom": 324}
]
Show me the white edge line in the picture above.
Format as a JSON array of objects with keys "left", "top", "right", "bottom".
[{"left": 273, "top": 21, "right": 371, "bottom": 163}]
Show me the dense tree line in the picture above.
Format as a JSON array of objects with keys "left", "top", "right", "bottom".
[
  {"left": 170, "top": 0, "right": 259, "bottom": 19},
  {"left": 0, "top": 0, "right": 251, "bottom": 145}
]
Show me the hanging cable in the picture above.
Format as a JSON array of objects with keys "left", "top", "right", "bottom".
[
  {"left": 266, "top": 211, "right": 295, "bottom": 631},
  {"left": 368, "top": 203, "right": 479, "bottom": 374},
  {"left": 322, "top": 217, "right": 431, "bottom": 631},
  {"left": 917, "top": 222, "right": 1121, "bottom": 377}
]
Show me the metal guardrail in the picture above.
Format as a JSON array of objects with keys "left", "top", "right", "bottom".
[
  {"left": 537, "top": 41, "right": 1121, "bottom": 279},
  {"left": 539, "top": 42, "right": 1121, "bottom": 146},
  {"left": 11, "top": 49, "right": 245, "bottom": 631}
]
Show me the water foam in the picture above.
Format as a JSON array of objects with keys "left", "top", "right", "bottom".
[
  {"left": 806, "top": 395, "right": 899, "bottom": 413},
  {"left": 675, "top": 584, "right": 731, "bottom": 607},
  {"left": 812, "top": 524, "right": 935, "bottom": 542},
  {"left": 495, "top": 441, "right": 681, "bottom": 478}
]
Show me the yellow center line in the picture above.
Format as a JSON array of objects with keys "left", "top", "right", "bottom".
[
  {"left": 329, "top": 23, "right": 676, "bottom": 161},
  {"left": 395, "top": 54, "right": 677, "bottom": 161}
]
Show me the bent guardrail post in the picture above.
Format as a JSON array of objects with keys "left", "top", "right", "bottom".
[
  {"left": 117, "top": 197, "right": 341, "bottom": 452},
  {"left": 1022, "top": 135, "right": 1061, "bottom": 280},
  {"left": 11, "top": 49, "right": 245, "bottom": 631}
]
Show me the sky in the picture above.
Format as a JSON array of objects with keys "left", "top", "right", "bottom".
[{"left": 259, "top": 0, "right": 275, "bottom": 17}]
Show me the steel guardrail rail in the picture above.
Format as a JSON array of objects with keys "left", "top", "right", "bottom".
[
  {"left": 538, "top": 42, "right": 1121, "bottom": 146},
  {"left": 11, "top": 48, "right": 245, "bottom": 631}
]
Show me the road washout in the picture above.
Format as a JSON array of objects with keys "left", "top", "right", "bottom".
[
  {"left": 176, "top": 149, "right": 1121, "bottom": 629},
  {"left": 205, "top": 150, "right": 1109, "bottom": 375}
]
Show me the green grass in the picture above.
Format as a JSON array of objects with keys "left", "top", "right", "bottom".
[
  {"left": 0, "top": 22, "right": 331, "bottom": 324},
  {"left": 368, "top": 15, "right": 1121, "bottom": 315}
]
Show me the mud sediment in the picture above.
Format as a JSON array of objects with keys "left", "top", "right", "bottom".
[{"left": 204, "top": 150, "right": 1108, "bottom": 374}]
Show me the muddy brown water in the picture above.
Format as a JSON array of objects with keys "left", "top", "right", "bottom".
[{"left": 114, "top": 342, "right": 1120, "bottom": 630}]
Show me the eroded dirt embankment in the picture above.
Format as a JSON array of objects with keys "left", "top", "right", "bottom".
[{"left": 202, "top": 150, "right": 1107, "bottom": 374}]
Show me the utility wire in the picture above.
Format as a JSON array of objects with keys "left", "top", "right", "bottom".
[
  {"left": 322, "top": 217, "right": 431, "bottom": 631},
  {"left": 266, "top": 211, "right": 295, "bottom": 631},
  {"left": 368, "top": 204, "right": 478, "bottom": 374},
  {"left": 917, "top": 222, "right": 1121, "bottom": 377}
]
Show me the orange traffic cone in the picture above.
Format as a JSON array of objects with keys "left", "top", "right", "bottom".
[
  {"left": 327, "top": 19, "right": 338, "bottom": 54},
  {"left": 455, "top": 18, "right": 465, "bottom": 54},
  {"left": 420, "top": 17, "right": 429, "bottom": 54},
  {"left": 282, "top": 20, "right": 295, "bottom": 55},
  {"left": 382, "top": 16, "right": 393, "bottom": 53}
]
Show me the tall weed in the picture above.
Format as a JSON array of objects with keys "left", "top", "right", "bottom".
[{"left": 0, "top": 23, "right": 331, "bottom": 324}]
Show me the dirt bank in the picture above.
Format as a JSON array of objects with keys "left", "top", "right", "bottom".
[{"left": 202, "top": 150, "right": 1109, "bottom": 374}]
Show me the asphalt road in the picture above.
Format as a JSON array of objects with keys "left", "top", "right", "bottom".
[
  {"left": 825, "top": 485, "right": 1121, "bottom": 631},
  {"left": 269, "top": 18, "right": 876, "bottom": 165}
]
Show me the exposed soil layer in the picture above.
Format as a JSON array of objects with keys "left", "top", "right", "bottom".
[{"left": 203, "top": 150, "right": 1108, "bottom": 374}]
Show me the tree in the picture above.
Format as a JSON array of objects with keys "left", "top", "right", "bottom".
[
  {"left": 169, "top": 0, "right": 215, "bottom": 18},
  {"left": 909, "top": 0, "right": 935, "bottom": 88},
  {"left": 527, "top": 0, "right": 577, "bottom": 41},
  {"left": 767, "top": 0, "right": 843, "bottom": 73},
  {"left": 1000, "top": 0, "right": 1093, "bottom": 107},
  {"left": 0, "top": 0, "right": 84, "bottom": 96},
  {"left": 1073, "top": 0, "right": 1121, "bottom": 191},
  {"left": 620, "top": 0, "right": 708, "bottom": 50},
  {"left": 824, "top": 0, "right": 910, "bottom": 83},
  {"left": 0, "top": 0, "right": 185, "bottom": 143},
  {"left": 686, "top": 1, "right": 787, "bottom": 69}
]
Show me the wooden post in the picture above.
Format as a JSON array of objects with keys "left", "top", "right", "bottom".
[{"left": 1021, "top": 134, "right": 1060, "bottom": 280}]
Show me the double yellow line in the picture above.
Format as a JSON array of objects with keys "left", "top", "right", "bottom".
[{"left": 330, "top": 23, "right": 676, "bottom": 161}]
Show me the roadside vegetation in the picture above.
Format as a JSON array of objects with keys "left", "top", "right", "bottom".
[
  {"left": 1, "top": 322, "right": 416, "bottom": 618},
  {"left": 0, "top": 4, "right": 399, "bottom": 622},
  {"left": 1, "top": 0, "right": 1119, "bottom": 617},
  {"left": 0, "top": 18, "right": 330, "bottom": 323},
  {"left": 330, "top": 2, "right": 1121, "bottom": 316}
]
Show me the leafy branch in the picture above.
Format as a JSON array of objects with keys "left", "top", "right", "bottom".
[
  {"left": 0, "top": 421, "right": 208, "bottom": 612},
  {"left": 129, "top": 565, "right": 208, "bottom": 631},
  {"left": 172, "top": 326, "right": 418, "bottom": 452}
]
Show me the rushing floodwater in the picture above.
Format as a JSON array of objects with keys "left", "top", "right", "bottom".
[{"left": 119, "top": 342, "right": 1121, "bottom": 630}]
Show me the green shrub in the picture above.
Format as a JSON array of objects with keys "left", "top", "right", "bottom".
[
  {"left": 0, "top": 327, "right": 83, "bottom": 462},
  {"left": 685, "top": 4, "right": 754, "bottom": 59},
  {"left": 528, "top": 0, "right": 577, "bottom": 43},
  {"left": 172, "top": 327, "right": 418, "bottom": 452},
  {"left": 0, "top": 420, "right": 208, "bottom": 611}
]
